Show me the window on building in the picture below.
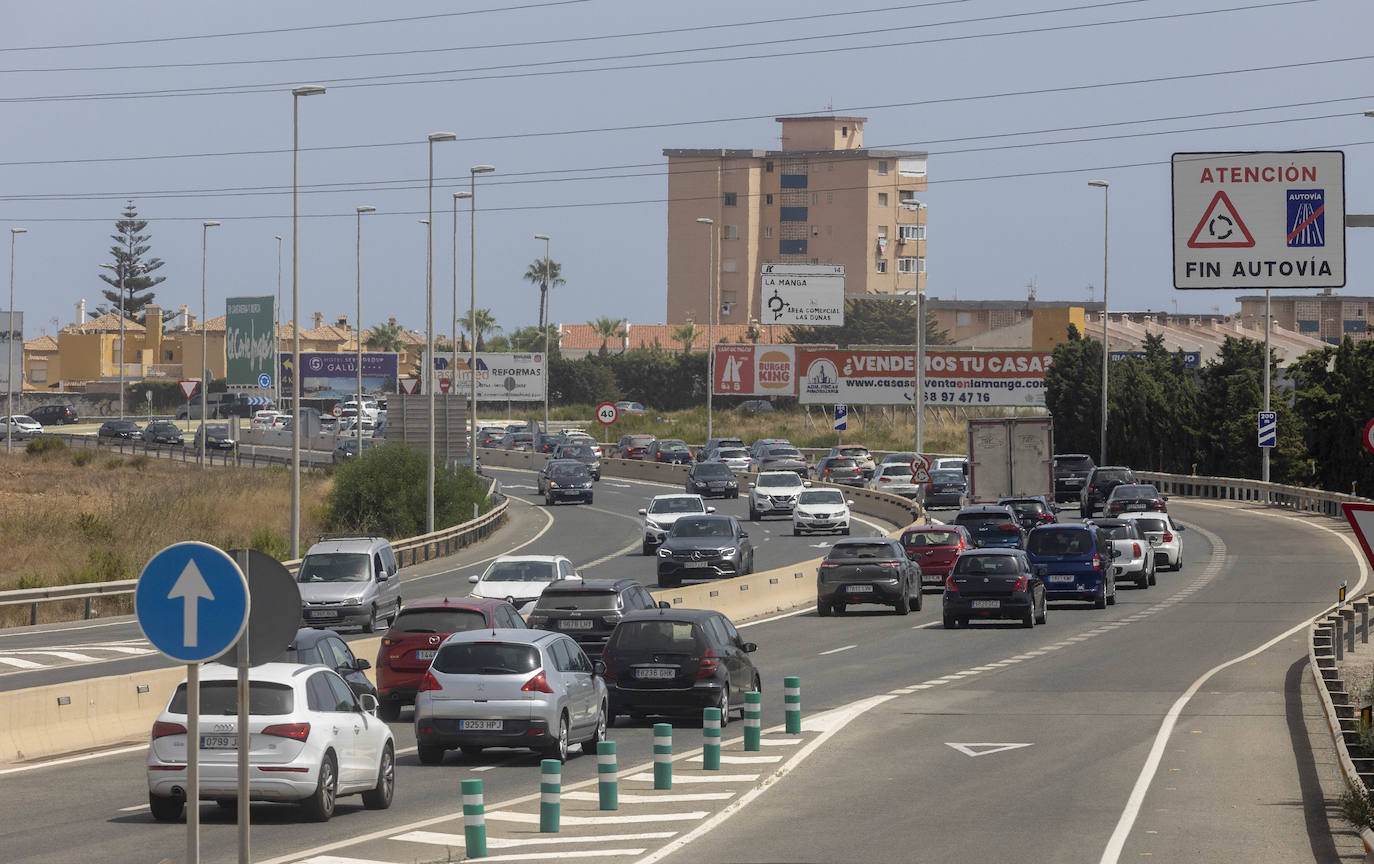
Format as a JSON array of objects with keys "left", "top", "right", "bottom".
[
  {"left": 876, "top": 259, "right": 888, "bottom": 274},
  {"left": 765, "top": 160, "right": 774, "bottom": 172},
  {"left": 826, "top": 191, "right": 834, "bottom": 203},
  {"left": 898, "top": 257, "right": 919, "bottom": 273},
  {"left": 917, "top": 257, "right": 927, "bottom": 273},
  {"left": 811, "top": 226, "right": 819, "bottom": 237},
  {"left": 877, "top": 225, "right": 888, "bottom": 238},
  {"left": 878, "top": 160, "right": 889, "bottom": 175},
  {"left": 765, "top": 194, "right": 773, "bottom": 205},
  {"left": 811, "top": 192, "right": 819, "bottom": 205},
  {"left": 841, "top": 126, "right": 848, "bottom": 136},
  {"left": 722, "top": 192, "right": 738, "bottom": 207},
  {"left": 722, "top": 258, "right": 737, "bottom": 273},
  {"left": 878, "top": 192, "right": 888, "bottom": 206},
  {"left": 957, "top": 311, "right": 972, "bottom": 327},
  {"left": 764, "top": 227, "right": 773, "bottom": 239},
  {"left": 723, "top": 225, "right": 739, "bottom": 240},
  {"left": 898, "top": 225, "right": 925, "bottom": 241},
  {"left": 899, "top": 192, "right": 923, "bottom": 208},
  {"left": 810, "top": 258, "right": 820, "bottom": 265}
]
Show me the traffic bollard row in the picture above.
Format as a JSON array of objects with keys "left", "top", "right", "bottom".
[
  {"left": 703, "top": 707, "right": 722, "bottom": 770},
  {"left": 540, "top": 759, "right": 561, "bottom": 833},
  {"left": 597, "top": 740, "right": 618, "bottom": 810},
  {"left": 462, "top": 778, "right": 487, "bottom": 858},
  {"left": 784, "top": 676, "right": 802, "bottom": 734},
  {"left": 653, "top": 723, "right": 673, "bottom": 789},
  {"left": 744, "top": 690, "right": 762, "bottom": 751}
]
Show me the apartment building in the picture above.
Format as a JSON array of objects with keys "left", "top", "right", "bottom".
[
  {"left": 1237, "top": 292, "right": 1374, "bottom": 344},
  {"left": 664, "top": 116, "right": 928, "bottom": 326}
]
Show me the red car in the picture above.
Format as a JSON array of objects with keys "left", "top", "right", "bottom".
[
  {"left": 1104, "top": 484, "right": 1167, "bottom": 516},
  {"left": 375, "top": 596, "right": 526, "bottom": 721},
  {"left": 901, "top": 524, "right": 973, "bottom": 589}
]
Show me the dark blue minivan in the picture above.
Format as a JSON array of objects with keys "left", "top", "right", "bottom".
[{"left": 1025, "top": 524, "right": 1118, "bottom": 608}]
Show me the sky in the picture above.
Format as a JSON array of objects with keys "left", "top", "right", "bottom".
[{"left": 3, "top": 0, "right": 1373, "bottom": 341}]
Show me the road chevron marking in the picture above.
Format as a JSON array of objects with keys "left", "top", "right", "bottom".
[{"left": 946, "top": 742, "right": 1035, "bottom": 758}]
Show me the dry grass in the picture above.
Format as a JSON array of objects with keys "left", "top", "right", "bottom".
[{"left": 0, "top": 449, "right": 330, "bottom": 624}]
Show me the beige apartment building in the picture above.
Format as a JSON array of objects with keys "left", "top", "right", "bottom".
[
  {"left": 665, "top": 116, "right": 928, "bottom": 326},
  {"left": 1237, "top": 292, "right": 1374, "bottom": 344}
]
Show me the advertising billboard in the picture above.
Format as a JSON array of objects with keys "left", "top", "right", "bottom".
[
  {"left": 225, "top": 296, "right": 275, "bottom": 389},
  {"left": 796, "top": 349, "right": 1053, "bottom": 406},
  {"left": 436, "top": 353, "right": 546, "bottom": 401},
  {"left": 0, "top": 310, "right": 20, "bottom": 391},
  {"left": 712, "top": 344, "right": 797, "bottom": 396},
  {"left": 280, "top": 351, "right": 399, "bottom": 399}
]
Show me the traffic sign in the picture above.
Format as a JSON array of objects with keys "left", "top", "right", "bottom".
[
  {"left": 910, "top": 453, "right": 932, "bottom": 484},
  {"left": 257, "top": 372, "right": 272, "bottom": 389},
  {"left": 833, "top": 405, "right": 848, "bottom": 432},
  {"left": 596, "top": 402, "right": 618, "bottom": 426},
  {"left": 179, "top": 379, "right": 200, "bottom": 400},
  {"left": 1172, "top": 151, "right": 1346, "bottom": 290},
  {"left": 331, "top": 404, "right": 343, "bottom": 418},
  {"left": 1258, "top": 411, "right": 1277, "bottom": 448},
  {"left": 439, "top": 376, "right": 452, "bottom": 394},
  {"left": 218, "top": 550, "right": 301, "bottom": 668},
  {"left": 399, "top": 376, "right": 420, "bottom": 395},
  {"left": 1364, "top": 419, "right": 1374, "bottom": 455},
  {"left": 1342, "top": 503, "right": 1374, "bottom": 576},
  {"left": 135, "top": 542, "right": 249, "bottom": 664}
]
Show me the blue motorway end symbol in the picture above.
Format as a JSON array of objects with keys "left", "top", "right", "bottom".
[
  {"left": 135, "top": 542, "right": 249, "bottom": 664},
  {"left": 1286, "top": 189, "right": 1325, "bottom": 248},
  {"left": 258, "top": 372, "right": 272, "bottom": 389}
]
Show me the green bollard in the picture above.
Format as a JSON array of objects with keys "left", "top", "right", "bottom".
[
  {"left": 653, "top": 723, "right": 673, "bottom": 790},
  {"left": 462, "top": 778, "right": 487, "bottom": 858},
  {"left": 744, "top": 690, "right": 762, "bottom": 751},
  {"left": 540, "top": 758, "right": 561, "bottom": 832},
  {"left": 784, "top": 676, "right": 802, "bottom": 734},
  {"left": 597, "top": 740, "right": 618, "bottom": 810},
  {"left": 703, "top": 706, "right": 722, "bottom": 770}
]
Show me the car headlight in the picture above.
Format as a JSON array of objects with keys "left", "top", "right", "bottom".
[
  {"left": 719, "top": 547, "right": 738, "bottom": 557},
  {"left": 344, "top": 597, "right": 362, "bottom": 606},
  {"left": 658, "top": 547, "right": 672, "bottom": 558},
  {"left": 695, "top": 481, "right": 708, "bottom": 488},
  {"left": 549, "top": 481, "right": 558, "bottom": 488}
]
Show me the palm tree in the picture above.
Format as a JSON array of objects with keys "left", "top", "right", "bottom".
[
  {"left": 365, "top": 322, "right": 405, "bottom": 353},
  {"left": 673, "top": 323, "right": 700, "bottom": 354},
  {"left": 588, "top": 316, "right": 622, "bottom": 353},
  {"left": 462, "top": 308, "right": 500, "bottom": 351},
  {"left": 523, "top": 258, "right": 565, "bottom": 350}
]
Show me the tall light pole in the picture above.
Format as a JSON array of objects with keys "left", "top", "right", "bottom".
[
  {"left": 1088, "top": 180, "right": 1109, "bottom": 465},
  {"left": 423, "top": 133, "right": 457, "bottom": 534},
  {"left": 6, "top": 227, "right": 25, "bottom": 454},
  {"left": 290, "top": 84, "right": 325, "bottom": 560},
  {"left": 199, "top": 221, "right": 220, "bottom": 468},
  {"left": 695, "top": 217, "right": 715, "bottom": 441},
  {"left": 452, "top": 191, "right": 472, "bottom": 446},
  {"left": 274, "top": 235, "right": 282, "bottom": 408},
  {"left": 535, "top": 234, "right": 551, "bottom": 429},
  {"left": 469, "top": 165, "right": 495, "bottom": 470},
  {"left": 355, "top": 206, "right": 375, "bottom": 435},
  {"left": 98, "top": 259, "right": 140, "bottom": 423}
]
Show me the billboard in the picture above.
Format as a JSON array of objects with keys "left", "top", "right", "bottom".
[
  {"left": 225, "top": 296, "right": 275, "bottom": 389},
  {"left": 280, "top": 351, "right": 399, "bottom": 399},
  {"left": 797, "top": 349, "right": 1053, "bottom": 406},
  {"left": 435, "top": 353, "right": 546, "bottom": 400},
  {"left": 761, "top": 264, "right": 845, "bottom": 326},
  {"left": 712, "top": 345, "right": 797, "bottom": 396},
  {"left": 0, "top": 310, "right": 20, "bottom": 391}
]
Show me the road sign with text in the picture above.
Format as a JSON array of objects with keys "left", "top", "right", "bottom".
[{"left": 1258, "top": 411, "right": 1277, "bottom": 448}]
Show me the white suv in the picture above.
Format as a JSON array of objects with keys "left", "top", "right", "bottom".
[
  {"left": 297, "top": 535, "right": 402, "bottom": 633},
  {"left": 639, "top": 494, "right": 714, "bottom": 555},
  {"left": 748, "top": 470, "right": 811, "bottom": 521},
  {"left": 1120, "top": 512, "right": 1185, "bottom": 571}
]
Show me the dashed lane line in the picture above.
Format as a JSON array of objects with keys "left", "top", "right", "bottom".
[
  {"left": 818, "top": 644, "right": 856, "bottom": 656},
  {"left": 392, "top": 830, "right": 679, "bottom": 849}
]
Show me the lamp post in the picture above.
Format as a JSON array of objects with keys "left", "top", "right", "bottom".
[
  {"left": 695, "top": 217, "right": 715, "bottom": 441},
  {"left": 290, "top": 84, "right": 325, "bottom": 560},
  {"left": 535, "top": 234, "right": 551, "bottom": 429},
  {"left": 1088, "top": 180, "right": 1109, "bottom": 465},
  {"left": 355, "top": 206, "right": 375, "bottom": 436},
  {"left": 469, "top": 165, "right": 495, "bottom": 471},
  {"left": 452, "top": 191, "right": 472, "bottom": 463},
  {"left": 199, "top": 221, "right": 220, "bottom": 468},
  {"left": 423, "top": 134, "right": 457, "bottom": 534},
  {"left": 274, "top": 235, "right": 282, "bottom": 408},
  {"left": 6, "top": 227, "right": 25, "bottom": 454},
  {"left": 98, "top": 259, "right": 140, "bottom": 423}
]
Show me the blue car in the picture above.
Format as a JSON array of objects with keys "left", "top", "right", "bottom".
[
  {"left": 952, "top": 505, "right": 1026, "bottom": 550},
  {"left": 1025, "top": 524, "right": 1119, "bottom": 609}
]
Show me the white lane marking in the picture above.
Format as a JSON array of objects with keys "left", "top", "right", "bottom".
[
  {"left": 0, "top": 618, "right": 137, "bottom": 641},
  {"left": 0, "top": 743, "right": 146, "bottom": 776},
  {"left": 818, "top": 644, "right": 856, "bottom": 656},
  {"left": 470, "top": 765, "right": 493, "bottom": 772},
  {"left": 685, "top": 754, "right": 781, "bottom": 764},
  {"left": 913, "top": 621, "right": 941, "bottom": 629},
  {"left": 737, "top": 607, "right": 810, "bottom": 629},
  {"left": 460, "top": 851, "right": 646, "bottom": 862},
  {"left": 395, "top": 498, "right": 556, "bottom": 585},
  {"left": 564, "top": 790, "right": 733, "bottom": 803},
  {"left": 946, "top": 742, "right": 1035, "bottom": 758},
  {"left": 757, "top": 738, "right": 802, "bottom": 746},
  {"left": 622, "top": 772, "right": 758, "bottom": 784},
  {"left": 488, "top": 809, "right": 708, "bottom": 825},
  {"left": 1099, "top": 511, "right": 1368, "bottom": 864},
  {"left": 393, "top": 830, "right": 677, "bottom": 849},
  {"left": 8, "top": 650, "right": 102, "bottom": 662},
  {"left": 119, "top": 803, "right": 149, "bottom": 812},
  {"left": 296, "top": 857, "right": 395, "bottom": 864},
  {"left": 0, "top": 657, "right": 43, "bottom": 669}
]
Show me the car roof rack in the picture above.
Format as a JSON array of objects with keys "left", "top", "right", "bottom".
[{"left": 314, "top": 533, "right": 381, "bottom": 542}]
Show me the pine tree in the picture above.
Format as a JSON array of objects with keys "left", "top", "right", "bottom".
[{"left": 98, "top": 201, "right": 167, "bottom": 322}]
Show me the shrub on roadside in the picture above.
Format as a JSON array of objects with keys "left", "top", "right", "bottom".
[
  {"left": 70, "top": 450, "right": 94, "bottom": 467},
  {"left": 323, "top": 442, "right": 489, "bottom": 538},
  {"left": 251, "top": 527, "right": 290, "bottom": 560},
  {"left": 25, "top": 436, "right": 66, "bottom": 456}
]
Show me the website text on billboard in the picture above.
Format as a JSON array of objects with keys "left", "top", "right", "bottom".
[{"left": 797, "top": 349, "right": 1053, "bottom": 406}]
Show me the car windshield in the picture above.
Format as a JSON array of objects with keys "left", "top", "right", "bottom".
[
  {"left": 205, "top": 425, "right": 228, "bottom": 435},
  {"left": 629, "top": 436, "right": 655, "bottom": 445},
  {"left": 1095, "top": 469, "right": 1132, "bottom": 483},
  {"left": 880, "top": 467, "right": 913, "bottom": 479},
  {"left": 671, "top": 517, "right": 733, "bottom": 538},
  {"left": 1003, "top": 500, "right": 1047, "bottom": 515},
  {"left": 537, "top": 591, "right": 619, "bottom": 612},
  {"left": 482, "top": 561, "right": 557, "bottom": 583},
  {"left": 757, "top": 474, "right": 800, "bottom": 487},
  {"left": 838, "top": 447, "right": 870, "bottom": 457},
  {"left": 551, "top": 464, "right": 588, "bottom": 478},
  {"left": 648, "top": 498, "right": 705, "bottom": 515},
  {"left": 767, "top": 447, "right": 801, "bottom": 457},
  {"left": 953, "top": 555, "right": 1021, "bottom": 576},
  {"left": 390, "top": 609, "right": 489, "bottom": 633},
  {"left": 432, "top": 642, "right": 540, "bottom": 675},
  {"left": 824, "top": 458, "right": 854, "bottom": 468},
  {"left": 610, "top": 620, "right": 702, "bottom": 653},
  {"left": 1099, "top": 524, "right": 1135, "bottom": 540},
  {"left": 903, "top": 529, "right": 961, "bottom": 547},
  {"left": 1027, "top": 529, "right": 1090, "bottom": 556},
  {"left": 695, "top": 463, "right": 733, "bottom": 477},
  {"left": 956, "top": 512, "right": 1014, "bottom": 528},
  {"left": 297, "top": 553, "right": 371, "bottom": 584},
  {"left": 15, "top": 415, "right": 36, "bottom": 424},
  {"left": 929, "top": 470, "right": 964, "bottom": 483},
  {"left": 1111, "top": 485, "right": 1157, "bottom": 499},
  {"left": 826, "top": 542, "right": 897, "bottom": 561},
  {"left": 1131, "top": 518, "right": 1169, "bottom": 533},
  {"left": 169, "top": 681, "right": 294, "bottom": 715},
  {"left": 563, "top": 446, "right": 595, "bottom": 457},
  {"left": 1055, "top": 456, "right": 1094, "bottom": 472},
  {"left": 799, "top": 490, "right": 845, "bottom": 505}
]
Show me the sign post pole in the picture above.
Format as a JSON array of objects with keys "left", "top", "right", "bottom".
[
  {"left": 596, "top": 402, "right": 618, "bottom": 446},
  {"left": 187, "top": 661, "right": 199, "bottom": 864},
  {"left": 1262, "top": 288, "right": 1271, "bottom": 485}
]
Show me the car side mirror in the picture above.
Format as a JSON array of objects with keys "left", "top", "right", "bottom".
[
  {"left": 358, "top": 693, "right": 379, "bottom": 716},
  {"left": 742, "top": 642, "right": 758, "bottom": 653},
  {"left": 739, "top": 531, "right": 749, "bottom": 540},
  {"left": 638, "top": 508, "right": 647, "bottom": 515},
  {"left": 803, "top": 481, "right": 813, "bottom": 487},
  {"left": 353, "top": 658, "right": 371, "bottom": 672},
  {"left": 468, "top": 574, "right": 480, "bottom": 584},
  {"left": 748, "top": 482, "right": 756, "bottom": 489},
  {"left": 1160, "top": 494, "right": 1170, "bottom": 501},
  {"left": 1034, "top": 565, "right": 1048, "bottom": 577},
  {"left": 658, "top": 600, "right": 672, "bottom": 609},
  {"left": 705, "top": 506, "right": 717, "bottom": 514},
  {"left": 376, "top": 571, "right": 389, "bottom": 582},
  {"left": 592, "top": 660, "right": 607, "bottom": 676},
  {"left": 847, "top": 500, "right": 855, "bottom": 506},
  {"left": 1176, "top": 525, "right": 1186, "bottom": 532}
]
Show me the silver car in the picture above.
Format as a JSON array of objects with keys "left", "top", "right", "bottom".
[
  {"left": 297, "top": 536, "right": 403, "bottom": 633},
  {"left": 708, "top": 446, "right": 756, "bottom": 472},
  {"left": 414, "top": 629, "right": 608, "bottom": 763},
  {"left": 869, "top": 463, "right": 922, "bottom": 499}
]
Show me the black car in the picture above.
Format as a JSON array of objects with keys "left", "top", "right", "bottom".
[
  {"left": 685, "top": 461, "right": 740, "bottom": 499},
  {"left": 812, "top": 456, "right": 865, "bottom": 487},
  {"left": 29, "top": 404, "right": 79, "bottom": 426},
  {"left": 332, "top": 437, "right": 377, "bottom": 463},
  {"left": 953, "top": 505, "right": 1027, "bottom": 549},
  {"left": 96, "top": 419, "right": 140, "bottom": 441},
  {"left": 526, "top": 579, "right": 662, "bottom": 658},
  {"left": 656, "top": 514, "right": 754, "bottom": 588},
  {"left": 501, "top": 431, "right": 535, "bottom": 451},
  {"left": 920, "top": 469, "right": 968, "bottom": 509},
  {"left": 274, "top": 627, "right": 378, "bottom": 700},
  {"left": 541, "top": 460, "right": 594, "bottom": 505},
  {"left": 997, "top": 495, "right": 1058, "bottom": 531},
  {"left": 1079, "top": 465, "right": 1138, "bottom": 517},
  {"left": 552, "top": 442, "right": 602, "bottom": 480},
  {"left": 1053, "top": 453, "right": 1096, "bottom": 504},
  {"left": 942, "top": 548, "right": 1046, "bottom": 629},
  {"left": 647, "top": 439, "right": 693, "bottom": 464},
  {"left": 140, "top": 420, "right": 185, "bottom": 447},
  {"left": 534, "top": 432, "right": 562, "bottom": 455},
  {"left": 602, "top": 608, "right": 760, "bottom": 726},
  {"left": 816, "top": 537, "right": 922, "bottom": 617},
  {"left": 193, "top": 422, "right": 235, "bottom": 450}
]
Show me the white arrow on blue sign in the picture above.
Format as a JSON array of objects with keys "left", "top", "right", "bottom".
[
  {"left": 1258, "top": 411, "right": 1277, "bottom": 448},
  {"left": 834, "top": 404, "right": 848, "bottom": 432},
  {"left": 135, "top": 542, "right": 250, "bottom": 663}
]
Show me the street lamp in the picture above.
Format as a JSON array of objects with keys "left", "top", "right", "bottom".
[
  {"left": 695, "top": 217, "right": 715, "bottom": 441},
  {"left": 290, "top": 83, "right": 326, "bottom": 560},
  {"left": 274, "top": 235, "right": 282, "bottom": 408},
  {"left": 199, "top": 221, "right": 220, "bottom": 468},
  {"left": 355, "top": 206, "right": 375, "bottom": 437},
  {"left": 452, "top": 191, "right": 472, "bottom": 456},
  {"left": 1088, "top": 180, "right": 1109, "bottom": 465},
  {"left": 424, "top": 133, "right": 457, "bottom": 535},
  {"left": 6, "top": 227, "right": 25, "bottom": 454},
  {"left": 535, "top": 234, "right": 551, "bottom": 429},
  {"left": 98, "top": 259, "right": 141, "bottom": 423},
  {"left": 469, "top": 165, "right": 495, "bottom": 472}
]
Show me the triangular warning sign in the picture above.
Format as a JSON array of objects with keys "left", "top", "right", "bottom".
[
  {"left": 946, "top": 742, "right": 1034, "bottom": 758},
  {"left": 1187, "top": 190, "right": 1255, "bottom": 249},
  {"left": 178, "top": 379, "right": 200, "bottom": 400},
  {"left": 1341, "top": 503, "right": 1374, "bottom": 574}
]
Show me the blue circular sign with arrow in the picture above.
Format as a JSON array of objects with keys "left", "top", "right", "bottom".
[
  {"left": 135, "top": 542, "right": 250, "bottom": 664},
  {"left": 258, "top": 372, "right": 272, "bottom": 389}
]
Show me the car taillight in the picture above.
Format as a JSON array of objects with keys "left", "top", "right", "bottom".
[
  {"left": 1012, "top": 575, "right": 1028, "bottom": 592},
  {"left": 382, "top": 637, "right": 396, "bottom": 648},
  {"left": 1132, "top": 542, "right": 1142, "bottom": 557},
  {"left": 1162, "top": 531, "right": 1173, "bottom": 542},
  {"left": 152, "top": 721, "right": 186, "bottom": 739},
  {"left": 1092, "top": 554, "right": 1102, "bottom": 570},
  {"left": 418, "top": 671, "right": 441, "bottom": 693},
  {"left": 696, "top": 648, "right": 718, "bottom": 679},
  {"left": 944, "top": 576, "right": 959, "bottom": 592},
  {"left": 601, "top": 616, "right": 620, "bottom": 627},
  {"left": 879, "top": 477, "right": 890, "bottom": 482},
  {"left": 262, "top": 722, "right": 311, "bottom": 742},
  {"left": 522, "top": 671, "right": 554, "bottom": 694},
  {"left": 526, "top": 616, "right": 547, "bottom": 628},
  {"left": 1000, "top": 523, "right": 1020, "bottom": 532},
  {"left": 601, "top": 647, "right": 616, "bottom": 679},
  {"left": 1153, "top": 500, "right": 1165, "bottom": 509}
]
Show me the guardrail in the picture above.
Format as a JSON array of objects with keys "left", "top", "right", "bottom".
[
  {"left": 43, "top": 431, "right": 336, "bottom": 470},
  {"left": 0, "top": 478, "right": 508, "bottom": 627},
  {"left": 1138, "top": 471, "right": 1372, "bottom": 517}
]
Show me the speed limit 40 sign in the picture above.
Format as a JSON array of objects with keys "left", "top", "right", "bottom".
[{"left": 596, "top": 402, "right": 619, "bottom": 426}]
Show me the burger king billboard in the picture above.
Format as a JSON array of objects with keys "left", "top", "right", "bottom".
[{"left": 712, "top": 344, "right": 798, "bottom": 396}]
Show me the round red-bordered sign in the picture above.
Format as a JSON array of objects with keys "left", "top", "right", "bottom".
[
  {"left": 596, "top": 402, "right": 619, "bottom": 426},
  {"left": 1364, "top": 418, "right": 1374, "bottom": 455},
  {"left": 910, "top": 453, "right": 932, "bottom": 484}
]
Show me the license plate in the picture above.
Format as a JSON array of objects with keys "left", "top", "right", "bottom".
[
  {"left": 848, "top": 584, "right": 874, "bottom": 593},
  {"left": 636, "top": 668, "right": 676, "bottom": 679},
  {"left": 685, "top": 561, "right": 710, "bottom": 569},
  {"left": 200, "top": 735, "right": 236, "bottom": 749},
  {"left": 1128, "top": 502, "right": 1145, "bottom": 510},
  {"left": 415, "top": 649, "right": 437, "bottom": 660},
  {"left": 1048, "top": 574, "right": 1076, "bottom": 583},
  {"left": 305, "top": 610, "right": 336, "bottom": 619},
  {"left": 972, "top": 600, "right": 1001, "bottom": 609},
  {"left": 559, "top": 619, "right": 594, "bottom": 629},
  {"left": 460, "top": 719, "right": 503, "bottom": 731}
]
